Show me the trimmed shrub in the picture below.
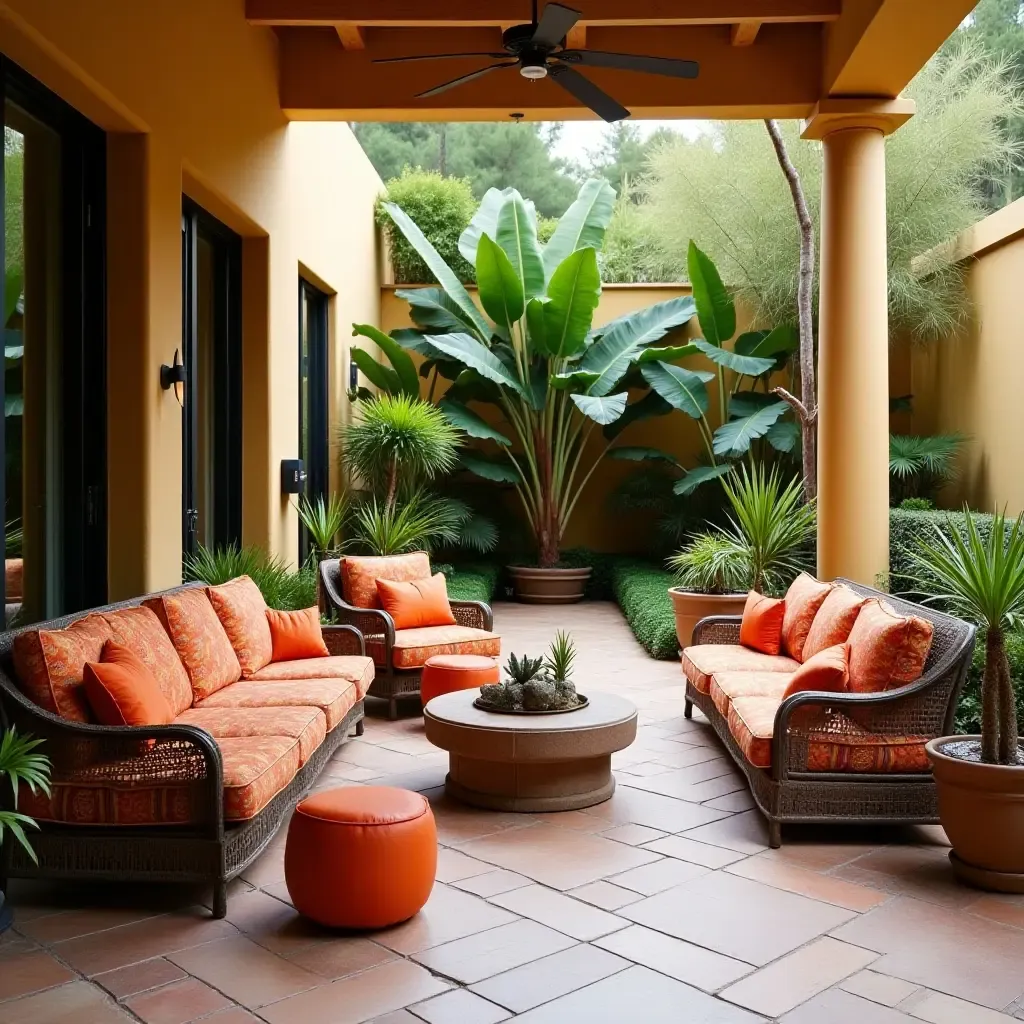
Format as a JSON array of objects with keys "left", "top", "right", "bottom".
[
  {"left": 612, "top": 561, "right": 679, "bottom": 660},
  {"left": 378, "top": 169, "right": 476, "bottom": 284},
  {"left": 442, "top": 561, "right": 501, "bottom": 603},
  {"left": 959, "top": 629, "right": 1024, "bottom": 735}
]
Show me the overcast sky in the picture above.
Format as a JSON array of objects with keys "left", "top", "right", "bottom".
[{"left": 545, "top": 118, "right": 711, "bottom": 164}]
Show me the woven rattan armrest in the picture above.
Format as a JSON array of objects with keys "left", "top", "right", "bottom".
[
  {"left": 321, "top": 623, "right": 366, "bottom": 657},
  {"left": 451, "top": 600, "right": 493, "bottom": 631},
  {"left": 691, "top": 615, "right": 743, "bottom": 646}
]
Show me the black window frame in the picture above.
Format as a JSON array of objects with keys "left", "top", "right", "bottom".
[{"left": 298, "top": 278, "right": 330, "bottom": 561}]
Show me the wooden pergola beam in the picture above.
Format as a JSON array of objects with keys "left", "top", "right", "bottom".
[
  {"left": 731, "top": 21, "right": 761, "bottom": 46},
  {"left": 335, "top": 23, "right": 365, "bottom": 49}
]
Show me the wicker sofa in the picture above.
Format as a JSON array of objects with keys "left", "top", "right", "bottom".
[
  {"left": 682, "top": 578, "right": 976, "bottom": 847},
  {"left": 0, "top": 581, "right": 372, "bottom": 917}
]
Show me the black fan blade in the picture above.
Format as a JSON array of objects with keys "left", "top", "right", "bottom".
[
  {"left": 416, "top": 62, "right": 518, "bottom": 98},
  {"left": 374, "top": 52, "right": 508, "bottom": 64},
  {"left": 533, "top": 3, "right": 581, "bottom": 49},
  {"left": 548, "top": 64, "right": 629, "bottom": 123},
  {"left": 558, "top": 50, "right": 699, "bottom": 79}
]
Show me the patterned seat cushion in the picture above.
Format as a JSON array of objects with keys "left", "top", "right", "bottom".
[
  {"left": 365, "top": 625, "right": 501, "bottom": 670},
  {"left": 341, "top": 552, "right": 431, "bottom": 610},
  {"left": 806, "top": 713, "right": 931, "bottom": 773},
  {"left": 249, "top": 655, "right": 372, "bottom": 684},
  {"left": 195, "top": 674, "right": 366, "bottom": 730},
  {"left": 176, "top": 706, "right": 327, "bottom": 765},
  {"left": 727, "top": 696, "right": 780, "bottom": 769},
  {"left": 207, "top": 576, "right": 273, "bottom": 678},
  {"left": 681, "top": 644, "right": 798, "bottom": 694},
  {"left": 710, "top": 671, "right": 792, "bottom": 717}
]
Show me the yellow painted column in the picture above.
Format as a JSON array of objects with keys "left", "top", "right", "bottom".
[{"left": 803, "top": 100, "right": 914, "bottom": 586}]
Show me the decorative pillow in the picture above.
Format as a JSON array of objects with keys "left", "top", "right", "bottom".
[
  {"left": 207, "top": 576, "right": 273, "bottom": 678},
  {"left": 781, "top": 573, "right": 834, "bottom": 662},
  {"left": 83, "top": 642, "right": 174, "bottom": 727},
  {"left": 266, "top": 607, "right": 330, "bottom": 662},
  {"left": 802, "top": 585, "right": 867, "bottom": 661},
  {"left": 145, "top": 590, "right": 241, "bottom": 701},
  {"left": 783, "top": 643, "right": 850, "bottom": 698},
  {"left": 739, "top": 591, "right": 786, "bottom": 656},
  {"left": 847, "top": 599, "right": 935, "bottom": 693},
  {"left": 341, "top": 552, "right": 431, "bottom": 609},
  {"left": 12, "top": 614, "right": 113, "bottom": 722},
  {"left": 376, "top": 573, "right": 458, "bottom": 630}
]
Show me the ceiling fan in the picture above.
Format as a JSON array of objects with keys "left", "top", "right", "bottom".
[{"left": 371, "top": 1, "right": 699, "bottom": 123}]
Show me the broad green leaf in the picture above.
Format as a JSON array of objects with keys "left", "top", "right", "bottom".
[
  {"left": 497, "top": 194, "right": 545, "bottom": 300},
  {"left": 603, "top": 390, "right": 672, "bottom": 439},
  {"left": 543, "top": 178, "right": 616, "bottom": 279},
  {"left": 349, "top": 347, "right": 402, "bottom": 396},
  {"left": 396, "top": 287, "right": 482, "bottom": 337},
  {"left": 636, "top": 343, "right": 699, "bottom": 364},
  {"left": 692, "top": 339, "right": 775, "bottom": 377},
  {"left": 550, "top": 369, "right": 600, "bottom": 391},
  {"left": 383, "top": 203, "right": 491, "bottom": 339},
  {"left": 734, "top": 324, "right": 798, "bottom": 358},
  {"left": 476, "top": 234, "right": 525, "bottom": 332},
  {"left": 439, "top": 398, "right": 511, "bottom": 446},
  {"left": 570, "top": 392, "right": 627, "bottom": 425},
  {"left": 640, "top": 362, "right": 714, "bottom": 419},
  {"left": 730, "top": 391, "right": 782, "bottom": 417},
  {"left": 712, "top": 402, "right": 788, "bottom": 456},
  {"left": 541, "top": 248, "right": 601, "bottom": 359},
  {"left": 525, "top": 297, "right": 547, "bottom": 354},
  {"left": 462, "top": 452, "right": 521, "bottom": 483},
  {"left": 351, "top": 324, "right": 420, "bottom": 397},
  {"left": 766, "top": 419, "right": 801, "bottom": 453},
  {"left": 673, "top": 464, "right": 733, "bottom": 496},
  {"left": 459, "top": 187, "right": 537, "bottom": 265},
  {"left": 687, "top": 241, "right": 735, "bottom": 347},
  {"left": 426, "top": 333, "right": 525, "bottom": 396},
  {"left": 609, "top": 446, "right": 683, "bottom": 467}
]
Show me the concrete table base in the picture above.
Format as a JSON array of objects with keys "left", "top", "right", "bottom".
[{"left": 424, "top": 690, "right": 638, "bottom": 812}]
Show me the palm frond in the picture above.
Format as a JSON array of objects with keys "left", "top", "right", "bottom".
[
  {"left": 346, "top": 492, "right": 466, "bottom": 556},
  {"left": 0, "top": 727, "right": 52, "bottom": 865}
]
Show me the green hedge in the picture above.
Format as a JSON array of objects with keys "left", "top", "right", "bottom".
[
  {"left": 611, "top": 561, "right": 679, "bottom": 660},
  {"left": 442, "top": 562, "right": 501, "bottom": 603},
  {"left": 960, "top": 630, "right": 1024, "bottom": 735}
]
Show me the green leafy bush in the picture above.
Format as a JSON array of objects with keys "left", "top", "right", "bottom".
[
  {"left": 899, "top": 497, "right": 934, "bottom": 511},
  {"left": 377, "top": 169, "right": 476, "bottom": 284},
  {"left": 960, "top": 630, "right": 1024, "bottom": 735},
  {"left": 612, "top": 561, "right": 679, "bottom": 660},
  {"left": 185, "top": 545, "right": 317, "bottom": 610},
  {"left": 443, "top": 561, "right": 501, "bottom": 603}
]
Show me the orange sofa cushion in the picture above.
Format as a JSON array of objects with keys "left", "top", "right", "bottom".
[
  {"left": 266, "top": 607, "right": 330, "bottom": 662},
  {"left": 739, "top": 591, "right": 786, "bottom": 655},
  {"left": 728, "top": 696, "right": 779, "bottom": 769},
  {"left": 681, "top": 644, "right": 798, "bottom": 694},
  {"left": 249, "top": 655, "right": 372, "bottom": 683},
  {"left": 285, "top": 786, "right": 437, "bottom": 929},
  {"left": 175, "top": 705, "right": 327, "bottom": 766},
  {"left": 83, "top": 643, "right": 174, "bottom": 728},
  {"left": 103, "top": 606, "right": 194, "bottom": 717},
  {"left": 782, "top": 643, "right": 850, "bottom": 699},
  {"left": 365, "top": 624, "right": 501, "bottom": 670},
  {"left": 341, "top": 552, "right": 431, "bottom": 609},
  {"left": 13, "top": 613, "right": 114, "bottom": 722},
  {"left": 420, "top": 654, "right": 500, "bottom": 705},
  {"left": 145, "top": 589, "right": 241, "bottom": 701},
  {"left": 207, "top": 576, "right": 273, "bottom": 678},
  {"left": 376, "top": 573, "right": 457, "bottom": 630},
  {"left": 781, "top": 573, "right": 834, "bottom": 662},
  {"left": 710, "top": 671, "right": 791, "bottom": 717},
  {"left": 847, "top": 599, "right": 934, "bottom": 693},
  {"left": 806, "top": 714, "right": 931, "bottom": 773},
  {"left": 802, "top": 585, "right": 867, "bottom": 661}
]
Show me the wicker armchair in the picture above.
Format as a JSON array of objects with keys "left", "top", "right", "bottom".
[
  {"left": 319, "top": 558, "right": 494, "bottom": 719},
  {"left": 683, "top": 578, "right": 976, "bottom": 848},
  {"left": 0, "top": 583, "right": 366, "bottom": 917}
]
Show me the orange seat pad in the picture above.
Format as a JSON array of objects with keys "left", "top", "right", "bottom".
[
  {"left": 681, "top": 644, "right": 798, "bottom": 694},
  {"left": 710, "top": 671, "right": 792, "bottom": 717}
]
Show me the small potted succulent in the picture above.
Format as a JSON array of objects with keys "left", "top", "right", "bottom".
[
  {"left": 478, "top": 631, "right": 585, "bottom": 713},
  {"left": 910, "top": 509, "right": 1024, "bottom": 892}
]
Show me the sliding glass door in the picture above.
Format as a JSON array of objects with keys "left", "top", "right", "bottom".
[{"left": 298, "top": 279, "right": 329, "bottom": 561}]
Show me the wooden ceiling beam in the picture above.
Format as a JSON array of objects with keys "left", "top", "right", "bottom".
[
  {"left": 731, "top": 21, "right": 761, "bottom": 46},
  {"left": 566, "top": 24, "right": 587, "bottom": 50},
  {"left": 335, "top": 23, "right": 365, "bottom": 49}
]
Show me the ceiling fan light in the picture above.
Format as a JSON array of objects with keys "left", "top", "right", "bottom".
[{"left": 520, "top": 62, "right": 549, "bottom": 80}]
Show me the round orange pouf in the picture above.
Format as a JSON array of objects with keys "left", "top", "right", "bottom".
[
  {"left": 420, "top": 654, "right": 499, "bottom": 707},
  {"left": 285, "top": 786, "right": 436, "bottom": 929}
]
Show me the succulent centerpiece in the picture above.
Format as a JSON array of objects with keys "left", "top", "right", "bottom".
[{"left": 477, "top": 631, "right": 586, "bottom": 713}]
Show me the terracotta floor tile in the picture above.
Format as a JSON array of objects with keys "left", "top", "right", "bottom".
[
  {"left": 372, "top": 767, "right": 448, "bottom": 793},
  {"left": 451, "top": 869, "right": 533, "bottom": 898},
  {"left": 435, "top": 847, "right": 493, "bottom": 883},
  {"left": 680, "top": 809, "right": 771, "bottom": 854},
  {"left": 368, "top": 1013, "right": 420, "bottom": 1024},
  {"left": 719, "top": 936, "right": 878, "bottom": 1017},
  {"left": 334, "top": 743, "right": 426, "bottom": 774},
  {"left": 471, "top": 942, "right": 629, "bottom": 1013},
  {"left": 833, "top": 846, "right": 978, "bottom": 909},
  {"left": 620, "top": 870, "right": 855, "bottom": 966},
  {"left": 3, "top": 980, "right": 136, "bottom": 1023},
  {"left": 371, "top": 883, "right": 518, "bottom": 955},
  {"left": 323, "top": 762, "right": 381, "bottom": 782},
  {"left": 642, "top": 835, "right": 748, "bottom": 868},
  {"left": 239, "top": 846, "right": 287, "bottom": 887},
  {"left": 906, "top": 989, "right": 1016, "bottom": 1024},
  {"left": 457, "top": 822, "right": 661, "bottom": 890},
  {"left": 168, "top": 936, "right": 321, "bottom": 1009},
  {"left": 508, "top": 964, "right": 763, "bottom": 1023},
  {"left": 259, "top": 959, "right": 449, "bottom": 1024},
  {"left": 413, "top": 919, "right": 576, "bottom": 984},
  {"left": 527, "top": 809, "right": 610, "bottom": 833},
  {"left": 840, "top": 970, "right": 921, "bottom": 1007},
  {"left": 199, "top": 1009, "right": 264, "bottom": 1022},
  {"left": 595, "top": 924, "right": 754, "bottom": 992},
  {"left": 831, "top": 896, "right": 1024, "bottom": 1009},
  {"left": 488, "top": 884, "right": 628, "bottom": 941},
  {"left": 598, "top": 823, "right": 667, "bottom": 846},
  {"left": 567, "top": 880, "right": 645, "bottom": 911},
  {"left": 284, "top": 937, "right": 398, "bottom": 979},
  {"left": 373, "top": 733, "right": 437, "bottom": 757},
  {"left": 428, "top": 800, "right": 536, "bottom": 845},
  {"left": 616, "top": 760, "right": 674, "bottom": 777},
  {"left": 224, "top": 889, "right": 328, "bottom": 954},
  {"left": 583, "top": 785, "right": 730, "bottom": 833},
  {"left": 18, "top": 905, "right": 165, "bottom": 943},
  {"left": 965, "top": 893, "right": 1024, "bottom": 931},
  {"left": 124, "top": 976, "right": 233, "bottom": 1024},
  {"left": 726, "top": 853, "right": 890, "bottom": 911},
  {"left": 779, "top": 988, "right": 917, "bottom": 1023},
  {"left": 609, "top": 856, "right": 709, "bottom": 895},
  {"left": 751, "top": 838, "right": 881, "bottom": 872},
  {"left": 94, "top": 958, "right": 189, "bottom": 1000},
  {"left": 410, "top": 988, "right": 511, "bottom": 1023},
  {"left": 647, "top": 745, "right": 727, "bottom": 770},
  {"left": 0, "top": 948, "right": 75, "bottom": 1000}
]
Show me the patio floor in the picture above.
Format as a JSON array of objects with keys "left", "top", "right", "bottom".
[{"left": 3, "top": 602, "right": 1024, "bottom": 1023}]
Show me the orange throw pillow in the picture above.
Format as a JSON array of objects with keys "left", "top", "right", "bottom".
[
  {"left": 341, "top": 553, "right": 432, "bottom": 609},
  {"left": 267, "top": 607, "right": 330, "bottom": 662},
  {"left": 783, "top": 643, "right": 850, "bottom": 698},
  {"left": 207, "top": 576, "right": 273, "bottom": 678},
  {"left": 83, "top": 642, "right": 174, "bottom": 727},
  {"left": 847, "top": 599, "right": 935, "bottom": 693},
  {"left": 739, "top": 592, "right": 786, "bottom": 655},
  {"left": 781, "top": 573, "right": 834, "bottom": 662},
  {"left": 376, "top": 572, "right": 458, "bottom": 630},
  {"left": 802, "top": 585, "right": 867, "bottom": 661}
]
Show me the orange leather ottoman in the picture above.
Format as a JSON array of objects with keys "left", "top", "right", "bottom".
[
  {"left": 420, "top": 654, "right": 499, "bottom": 707},
  {"left": 284, "top": 786, "right": 436, "bottom": 929}
]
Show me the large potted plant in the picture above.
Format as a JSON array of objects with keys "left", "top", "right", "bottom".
[
  {"left": 910, "top": 510, "right": 1024, "bottom": 892},
  {"left": 667, "top": 465, "right": 815, "bottom": 648}
]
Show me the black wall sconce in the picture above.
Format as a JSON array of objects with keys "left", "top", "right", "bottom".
[
  {"left": 160, "top": 349, "right": 186, "bottom": 407},
  {"left": 347, "top": 351, "right": 359, "bottom": 400}
]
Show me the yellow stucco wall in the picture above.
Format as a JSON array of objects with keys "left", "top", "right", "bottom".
[{"left": 0, "top": 0, "right": 384, "bottom": 596}]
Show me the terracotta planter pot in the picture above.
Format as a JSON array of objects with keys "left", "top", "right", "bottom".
[
  {"left": 926, "top": 736, "right": 1024, "bottom": 893},
  {"left": 668, "top": 588, "right": 747, "bottom": 651},
  {"left": 508, "top": 566, "right": 591, "bottom": 605}
]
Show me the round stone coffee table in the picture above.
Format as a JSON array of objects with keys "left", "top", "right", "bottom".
[{"left": 423, "top": 690, "right": 637, "bottom": 812}]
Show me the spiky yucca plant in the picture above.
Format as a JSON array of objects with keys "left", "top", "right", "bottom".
[
  {"left": 546, "top": 631, "right": 577, "bottom": 682},
  {"left": 296, "top": 493, "right": 346, "bottom": 562},
  {"left": 504, "top": 652, "right": 546, "bottom": 686},
  {"left": 0, "top": 728, "right": 51, "bottom": 864}
]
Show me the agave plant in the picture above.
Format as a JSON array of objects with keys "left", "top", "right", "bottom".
[
  {"left": 0, "top": 727, "right": 51, "bottom": 864},
  {"left": 504, "top": 652, "right": 547, "bottom": 686}
]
